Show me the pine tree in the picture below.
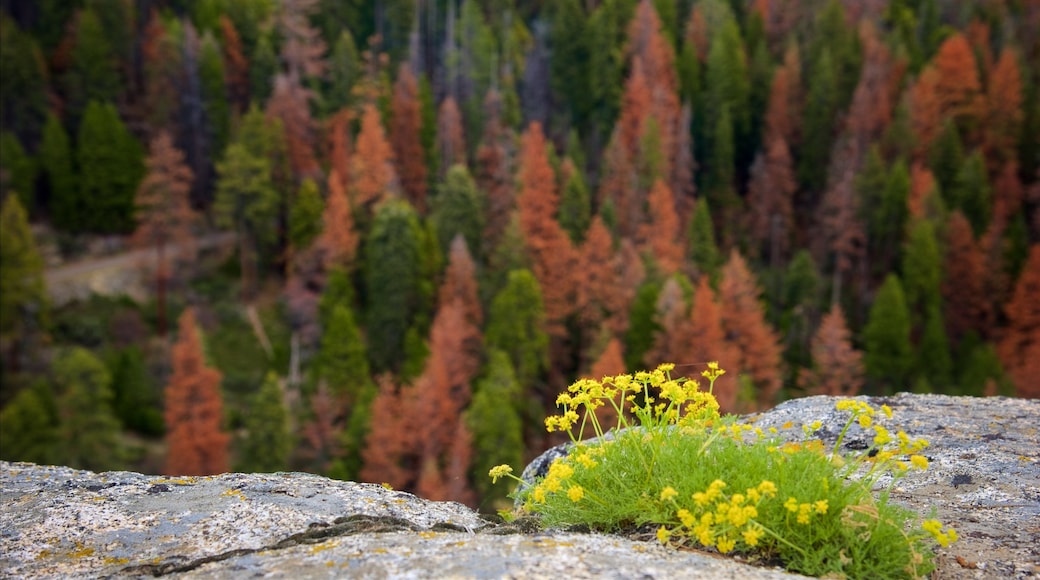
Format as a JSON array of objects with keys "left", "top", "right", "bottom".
[
  {"left": 949, "top": 152, "right": 991, "bottom": 237},
  {"left": 63, "top": 7, "right": 120, "bottom": 126},
  {"left": 942, "top": 212, "right": 993, "bottom": 344},
  {"left": 719, "top": 249, "right": 783, "bottom": 406},
  {"left": 645, "top": 277, "right": 692, "bottom": 368},
  {"left": 0, "top": 15, "right": 48, "bottom": 141},
  {"left": 0, "top": 132, "right": 35, "bottom": 213},
  {"left": 314, "top": 170, "right": 358, "bottom": 272},
  {"left": 322, "top": 30, "right": 360, "bottom": 115},
  {"left": 929, "top": 120, "right": 964, "bottom": 199},
  {"left": 549, "top": 0, "right": 591, "bottom": 125},
  {"left": 437, "top": 97, "right": 467, "bottom": 180},
  {"left": 214, "top": 142, "right": 279, "bottom": 300},
  {"left": 351, "top": 104, "right": 397, "bottom": 212},
  {"left": 998, "top": 245, "right": 1040, "bottom": 398},
  {"left": 39, "top": 113, "right": 77, "bottom": 231},
  {"left": 863, "top": 274, "right": 913, "bottom": 391},
  {"left": 576, "top": 216, "right": 631, "bottom": 337},
  {"left": 266, "top": 74, "right": 319, "bottom": 178},
  {"left": 902, "top": 219, "right": 943, "bottom": 324},
  {"left": 0, "top": 195, "right": 48, "bottom": 349},
  {"left": 866, "top": 156, "right": 910, "bottom": 274},
  {"left": 165, "top": 308, "right": 230, "bottom": 476},
  {"left": 238, "top": 372, "right": 292, "bottom": 473},
  {"left": 798, "top": 49, "right": 839, "bottom": 193},
  {"left": 685, "top": 276, "right": 740, "bottom": 412},
  {"left": 485, "top": 269, "right": 549, "bottom": 388},
  {"left": 289, "top": 178, "right": 324, "bottom": 250},
  {"left": 0, "top": 382, "right": 57, "bottom": 464},
  {"left": 140, "top": 12, "right": 182, "bottom": 133},
  {"left": 800, "top": 303, "right": 863, "bottom": 396},
  {"left": 439, "top": 236, "right": 483, "bottom": 329},
  {"left": 640, "top": 179, "right": 684, "bottom": 275},
  {"left": 467, "top": 349, "right": 524, "bottom": 506},
  {"left": 746, "top": 133, "right": 796, "bottom": 263},
  {"left": 704, "top": 16, "right": 749, "bottom": 172},
  {"left": 558, "top": 159, "right": 591, "bottom": 245},
  {"left": 918, "top": 303, "right": 952, "bottom": 388},
  {"left": 688, "top": 198, "right": 721, "bottom": 281},
  {"left": 476, "top": 89, "right": 514, "bottom": 251},
  {"left": 77, "top": 101, "right": 145, "bottom": 233},
  {"left": 391, "top": 64, "right": 428, "bottom": 212},
  {"left": 360, "top": 375, "right": 413, "bottom": 488},
  {"left": 249, "top": 30, "right": 278, "bottom": 103},
  {"left": 982, "top": 49, "right": 1023, "bottom": 166},
  {"left": 932, "top": 32, "right": 982, "bottom": 129},
  {"left": 364, "top": 199, "right": 424, "bottom": 373},
  {"left": 199, "top": 32, "right": 232, "bottom": 157},
  {"left": 431, "top": 165, "right": 484, "bottom": 258},
  {"left": 134, "top": 131, "right": 197, "bottom": 336},
  {"left": 108, "top": 346, "right": 163, "bottom": 436},
  {"left": 219, "top": 16, "right": 250, "bottom": 113},
  {"left": 49, "top": 347, "right": 124, "bottom": 471},
  {"left": 318, "top": 304, "right": 372, "bottom": 401}
]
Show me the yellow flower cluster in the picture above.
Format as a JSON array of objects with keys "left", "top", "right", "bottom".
[
  {"left": 784, "top": 496, "right": 829, "bottom": 524},
  {"left": 922, "top": 519, "right": 958, "bottom": 547},
  {"left": 542, "top": 364, "right": 724, "bottom": 440},
  {"left": 833, "top": 399, "right": 931, "bottom": 473},
  {"left": 658, "top": 479, "right": 778, "bottom": 554},
  {"left": 529, "top": 458, "right": 578, "bottom": 504},
  {"left": 488, "top": 464, "right": 513, "bottom": 483}
]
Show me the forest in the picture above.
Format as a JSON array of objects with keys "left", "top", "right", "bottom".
[{"left": 0, "top": 0, "right": 1037, "bottom": 511}]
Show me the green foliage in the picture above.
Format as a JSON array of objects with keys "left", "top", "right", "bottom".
[
  {"left": 431, "top": 164, "right": 485, "bottom": 258},
  {"left": 493, "top": 367, "right": 949, "bottom": 578},
  {"left": 918, "top": 304, "right": 952, "bottom": 388},
  {"left": 0, "top": 132, "right": 36, "bottom": 212},
  {"left": 214, "top": 142, "right": 279, "bottom": 243},
  {"left": 549, "top": 0, "right": 591, "bottom": 126},
  {"left": 76, "top": 101, "right": 144, "bottom": 233},
  {"left": 49, "top": 347, "right": 125, "bottom": 471},
  {"left": 108, "top": 346, "right": 164, "bottom": 436},
  {"left": 688, "top": 199, "right": 721, "bottom": 281},
  {"left": 557, "top": 161, "right": 591, "bottom": 244},
  {"left": 798, "top": 49, "right": 838, "bottom": 193},
  {"left": 585, "top": 0, "right": 636, "bottom": 140},
  {"left": 322, "top": 30, "right": 360, "bottom": 116},
  {"left": 0, "top": 195, "right": 48, "bottom": 339},
  {"left": 64, "top": 7, "right": 121, "bottom": 125},
  {"left": 0, "top": 381, "right": 58, "bottom": 464},
  {"left": 468, "top": 349, "right": 525, "bottom": 508},
  {"left": 704, "top": 106, "right": 735, "bottom": 204},
  {"left": 901, "top": 219, "right": 943, "bottom": 321},
  {"left": 0, "top": 15, "right": 49, "bottom": 140},
  {"left": 704, "top": 16, "right": 749, "bottom": 149},
  {"left": 624, "top": 279, "right": 663, "bottom": 371},
  {"left": 364, "top": 199, "right": 424, "bottom": 373},
  {"left": 289, "top": 178, "right": 324, "bottom": 249},
  {"left": 318, "top": 304, "right": 372, "bottom": 400},
  {"left": 39, "top": 113, "right": 77, "bottom": 230},
  {"left": 956, "top": 340, "right": 1013, "bottom": 396},
  {"left": 249, "top": 30, "right": 277, "bottom": 104},
  {"left": 485, "top": 269, "right": 549, "bottom": 387},
  {"left": 319, "top": 266, "right": 356, "bottom": 322},
  {"left": 867, "top": 156, "right": 910, "bottom": 270},
  {"left": 929, "top": 120, "right": 963, "bottom": 197},
  {"left": 331, "top": 380, "right": 378, "bottom": 481},
  {"left": 780, "top": 250, "right": 822, "bottom": 374},
  {"left": 949, "top": 152, "right": 991, "bottom": 237},
  {"left": 237, "top": 371, "right": 292, "bottom": 473},
  {"left": 199, "top": 32, "right": 231, "bottom": 156},
  {"left": 864, "top": 275, "right": 913, "bottom": 391}
]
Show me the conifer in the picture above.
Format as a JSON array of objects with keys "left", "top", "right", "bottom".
[{"left": 800, "top": 303, "right": 863, "bottom": 397}]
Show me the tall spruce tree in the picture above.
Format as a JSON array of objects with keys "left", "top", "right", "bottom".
[
  {"left": 467, "top": 349, "right": 524, "bottom": 507},
  {"left": 39, "top": 113, "right": 76, "bottom": 231},
  {"left": 0, "top": 195, "right": 48, "bottom": 349},
  {"left": 485, "top": 269, "right": 550, "bottom": 389},
  {"left": 0, "top": 15, "right": 48, "bottom": 140},
  {"left": 0, "top": 132, "right": 35, "bottom": 212},
  {"left": 77, "top": 101, "right": 144, "bottom": 233},
  {"left": 238, "top": 372, "right": 292, "bottom": 473},
  {"left": 50, "top": 347, "right": 124, "bottom": 471},
  {"left": 64, "top": 7, "right": 120, "bottom": 126},
  {"left": 431, "top": 164, "right": 484, "bottom": 258},
  {"left": 863, "top": 274, "right": 913, "bottom": 391}
]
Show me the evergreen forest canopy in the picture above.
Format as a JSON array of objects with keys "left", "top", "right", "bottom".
[{"left": 0, "top": 0, "right": 1038, "bottom": 509}]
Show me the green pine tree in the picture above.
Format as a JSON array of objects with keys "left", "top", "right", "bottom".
[
  {"left": 77, "top": 101, "right": 144, "bottom": 233},
  {"left": 688, "top": 198, "right": 721, "bottom": 281},
  {"left": 780, "top": 250, "right": 822, "bottom": 375},
  {"left": 585, "top": 0, "right": 636, "bottom": 141},
  {"left": 0, "top": 132, "right": 36, "bottom": 212},
  {"left": 0, "top": 15, "right": 50, "bottom": 140},
  {"left": 289, "top": 178, "right": 324, "bottom": 249},
  {"left": 50, "top": 347, "right": 125, "bottom": 471},
  {"left": 950, "top": 152, "right": 991, "bottom": 237},
  {"left": 0, "top": 195, "right": 48, "bottom": 343},
  {"left": 467, "top": 349, "right": 525, "bottom": 507},
  {"left": 624, "top": 279, "right": 663, "bottom": 372},
  {"left": 200, "top": 32, "right": 231, "bottom": 156},
  {"left": 929, "top": 120, "right": 963, "bottom": 198},
  {"left": 863, "top": 274, "right": 913, "bottom": 392},
  {"left": 704, "top": 105, "right": 736, "bottom": 206},
  {"left": 558, "top": 161, "right": 591, "bottom": 244},
  {"left": 249, "top": 30, "right": 278, "bottom": 104},
  {"left": 39, "top": 113, "right": 77, "bottom": 231},
  {"left": 0, "top": 381, "right": 57, "bottom": 464},
  {"left": 798, "top": 49, "right": 838, "bottom": 193},
  {"left": 238, "top": 371, "right": 292, "bottom": 473},
  {"left": 485, "top": 269, "right": 550, "bottom": 388},
  {"left": 108, "top": 346, "right": 163, "bottom": 436},
  {"left": 319, "top": 304, "right": 373, "bottom": 400},
  {"left": 364, "top": 199, "right": 424, "bottom": 373},
  {"left": 704, "top": 16, "right": 750, "bottom": 147},
  {"left": 957, "top": 342, "right": 1012, "bottom": 397},
  {"left": 869, "top": 158, "right": 910, "bottom": 272},
  {"left": 901, "top": 219, "right": 942, "bottom": 325},
  {"left": 549, "top": 0, "right": 591, "bottom": 126},
  {"left": 322, "top": 30, "right": 360, "bottom": 115},
  {"left": 64, "top": 7, "right": 121, "bottom": 125},
  {"left": 319, "top": 266, "right": 356, "bottom": 323},
  {"left": 431, "top": 164, "right": 485, "bottom": 258},
  {"left": 918, "top": 303, "right": 952, "bottom": 388}
]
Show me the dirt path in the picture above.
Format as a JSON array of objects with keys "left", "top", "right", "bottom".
[{"left": 44, "top": 232, "right": 236, "bottom": 305}]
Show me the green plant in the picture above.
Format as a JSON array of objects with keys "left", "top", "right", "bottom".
[{"left": 490, "top": 363, "right": 956, "bottom": 579}]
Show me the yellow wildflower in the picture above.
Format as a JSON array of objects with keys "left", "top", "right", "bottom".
[
  {"left": 717, "top": 536, "right": 736, "bottom": 553},
  {"left": 814, "top": 500, "right": 829, "bottom": 514},
  {"left": 567, "top": 486, "right": 585, "bottom": 502},
  {"left": 488, "top": 465, "right": 513, "bottom": 483},
  {"left": 784, "top": 497, "right": 799, "bottom": 513},
  {"left": 742, "top": 527, "right": 763, "bottom": 547},
  {"left": 757, "top": 481, "right": 778, "bottom": 497},
  {"left": 656, "top": 526, "right": 671, "bottom": 544},
  {"left": 881, "top": 404, "right": 893, "bottom": 418},
  {"left": 659, "top": 486, "right": 679, "bottom": 502},
  {"left": 910, "top": 455, "right": 929, "bottom": 470},
  {"left": 858, "top": 414, "right": 873, "bottom": 429},
  {"left": 677, "top": 509, "right": 696, "bottom": 528}
]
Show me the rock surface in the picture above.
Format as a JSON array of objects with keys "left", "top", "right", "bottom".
[{"left": 1, "top": 393, "right": 1037, "bottom": 579}]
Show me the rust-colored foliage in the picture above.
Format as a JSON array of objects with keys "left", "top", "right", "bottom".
[
  {"left": 999, "top": 245, "right": 1040, "bottom": 398},
  {"left": 983, "top": 49, "right": 1023, "bottom": 166},
  {"left": 351, "top": 103, "right": 397, "bottom": 211},
  {"left": 683, "top": 5, "right": 708, "bottom": 62},
  {"left": 844, "top": 22, "right": 899, "bottom": 148},
  {"left": 943, "top": 212, "right": 994, "bottom": 343},
  {"left": 439, "top": 235, "right": 483, "bottom": 328},
  {"left": 360, "top": 374, "right": 413, "bottom": 489},
  {"left": 800, "top": 303, "right": 864, "bottom": 397},
  {"left": 719, "top": 249, "right": 783, "bottom": 406},
  {"left": 437, "top": 96, "right": 467, "bottom": 178},
  {"left": 517, "top": 123, "right": 578, "bottom": 337},
  {"left": 577, "top": 217, "right": 628, "bottom": 335},
  {"left": 617, "top": 58, "right": 652, "bottom": 164},
  {"left": 753, "top": 0, "right": 801, "bottom": 53},
  {"left": 133, "top": 131, "right": 197, "bottom": 336},
  {"left": 390, "top": 64, "right": 428, "bottom": 212},
  {"left": 640, "top": 179, "right": 684, "bottom": 275},
  {"left": 627, "top": 0, "right": 680, "bottom": 173},
  {"left": 266, "top": 75, "right": 319, "bottom": 177},
  {"left": 910, "top": 66, "right": 942, "bottom": 157},
  {"left": 686, "top": 276, "right": 740, "bottom": 413},
  {"left": 764, "top": 44, "right": 802, "bottom": 147},
  {"left": 164, "top": 309, "right": 230, "bottom": 476},
  {"left": 598, "top": 130, "right": 639, "bottom": 237},
  {"left": 992, "top": 161, "right": 1024, "bottom": 230},
  {"left": 746, "top": 133, "right": 795, "bottom": 262},
  {"left": 933, "top": 33, "right": 982, "bottom": 128},
  {"left": 326, "top": 108, "right": 352, "bottom": 191},
  {"left": 815, "top": 151, "right": 865, "bottom": 287},
  {"left": 316, "top": 169, "right": 358, "bottom": 271},
  {"left": 140, "top": 11, "right": 181, "bottom": 133},
  {"left": 671, "top": 103, "right": 696, "bottom": 220},
  {"left": 908, "top": 162, "right": 940, "bottom": 221},
  {"left": 219, "top": 16, "right": 250, "bottom": 113},
  {"left": 476, "top": 89, "right": 514, "bottom": 249}
]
